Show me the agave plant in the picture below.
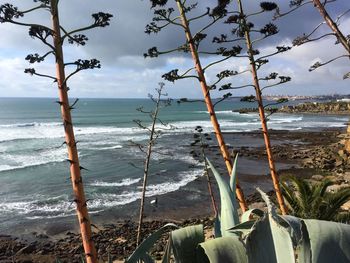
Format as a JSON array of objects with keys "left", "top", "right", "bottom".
[
  {"left": 281, "top": 176, "right": 350, "bottom": 222},
  {"left": 125, "top": 157, "right": 350, "bottom": 263}
]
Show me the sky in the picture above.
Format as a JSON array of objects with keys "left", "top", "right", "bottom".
[{"left": 0, "top": 0, "right": 349, "bottom": 98}]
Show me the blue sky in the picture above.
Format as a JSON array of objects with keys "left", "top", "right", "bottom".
[{"left": 0, "top": 0, "right": 349, "bottom": 98}]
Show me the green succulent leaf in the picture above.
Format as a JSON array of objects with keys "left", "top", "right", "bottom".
[
  {"left": 240, "top": 208, "right": 264, "bottom": 223},
  {"left": 300, "top": 219, "right": 350, "bottom": 263},
  {"left": 161, "top": 236, "right": 173, "bottom": 263},
  {"left": 228, "top": 220, "right": 256, "bottom": 237},
  {"left": 245, "top": 188, "right": 295, "bottom": 263},
  {"left": 125, "top": 223, "right": 178, "bottom": 263},
  {"left": 197, "top": 236, "right": 248, "bottom": 263},
  {"left": 214, "top": 214, "right": 222, "bottom": 238},
  {"left": 206, "top": 158, "right": 239, "bottom": 236},
  {"left": 229, "top": 153, "right": 238, "bottom": 193},
  {"left": 171, "top": 224, "right": 204, "bottom": 263}
]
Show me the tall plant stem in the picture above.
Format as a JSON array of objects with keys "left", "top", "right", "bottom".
[
  {"left": 175, "top": 0, "right": 248, "bottom": 212},
  {"left": 203, "top": 157, "right": 219, "bottom": 217},
  {"left": 50, "top": 1, "right": 97, "bottom": 262},
  {"left": 312, "top": 0, "right": 350, "bottom": 152},
  {"left": 236, "top": 0, "right": 287, "bottom": 215},
  {"left": 312, "top": 0, "right": 350, "bottom": 53},
  {"left": 136, "top": 90, "right": 162, "bottom": 246}
]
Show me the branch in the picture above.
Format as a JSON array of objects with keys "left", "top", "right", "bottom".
[
  {"left": 161, "top": 69, "right": 199, "bottom": 82},
  {"left": 213, "top": 92, "right": 232, "bottom": 107},
  {"left": 188, "top": 7, "right": 210, "bottom": 22},
  {"left": 335, "top": 8, "right": 350, "bottom": 23},
  {"left": 209, "top": 69, "right": 250, "bottom": 89},
  {"left": 61, "top": 12, "right": 113, "bottom": 42},
  {"left": 261, "top": 76, "right": 292, "bottom": 91},
  {"left": 273, "top": 0, "right": 313, "bottom": 19},
  {"left": 64, "top": 59, "right": 101, "bottom": 84},
  {"left": 202, "top": 56, "right": 232, "bottom": 71},
  {"left": 263, "top": 98, "right": 289, "bottom": 108},
  {"left": 28, "top": 25, "right": 55, "bottom": 51},
  {"left": 24, "top": 68, "right": 57, "bottom": 81},
  {"left": 309, "top": 55, "right": 350, "bottom": 71},
  {"left": 25, "top": 51, "right": 54, "bottom": 64},
  {"left": 257, "top": 46, "right": 292, "bottom": 60},
  {"left": 144, "top": 46, "right": 187, "bottom": 58},
  {"left": 177, "top": 98, "right": 205, "bottom": 104},
  {"left": 219, "top": 83, "right": 254, "bottom": 91}
]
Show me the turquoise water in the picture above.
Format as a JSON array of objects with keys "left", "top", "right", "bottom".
[{"left": 0, "top": 97, "right": 347, "bottom": 231}]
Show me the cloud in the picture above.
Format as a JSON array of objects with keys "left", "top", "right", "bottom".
[{"left": 0, "top": 0, "right": 349, "bottom": 98}]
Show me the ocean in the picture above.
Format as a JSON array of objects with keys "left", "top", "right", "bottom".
[{"left": 0, "top": 97, "right": 348, "bottom": 233}]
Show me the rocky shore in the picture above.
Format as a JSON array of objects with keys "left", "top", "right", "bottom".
[
  {"left": 235, "top": 101, "right": 350, "bottom": 115},
  {"left": 0, "top": 218, "right": 218, "bottom": 263},
  {"left": 1, "top": 128, "right": 350, "bottom": 262}
]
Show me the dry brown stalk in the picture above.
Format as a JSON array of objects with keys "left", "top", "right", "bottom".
[
  {"left": 175, "top": 0, "right": 248, "bottom": 212},
  {"left": 312, "top": 0, "right": 350, "bottom": 54},
  {"left": 136, "top": 85, "right": 164, "bottom": 246},
  {"left": 50, "top": 1, "right": 97, "bottom": 262},
  {"left": 236, "top": 0, "right": 288, "bottom": 215},
  {"left": 312, "top": 0, "right": 350, "bottom": 152}
]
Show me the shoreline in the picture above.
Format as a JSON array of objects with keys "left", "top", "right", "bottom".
[{"left": 1, "top": 126, "right": 349, "bottom": 261}]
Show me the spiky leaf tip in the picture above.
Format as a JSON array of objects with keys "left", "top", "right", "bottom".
[{"left": 343, "top": 72, "right": 350, "bottom": 80}]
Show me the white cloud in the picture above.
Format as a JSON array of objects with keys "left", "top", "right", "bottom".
[{"left": 0, "top": 0, "right": 349, "bottom": 98}]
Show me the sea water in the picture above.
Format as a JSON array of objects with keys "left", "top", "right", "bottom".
[{"left": 0, "top": 97, "right": 347, "bottom": 231}]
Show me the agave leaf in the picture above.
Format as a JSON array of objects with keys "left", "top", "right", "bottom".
[
  {"left": 161, "top": 236, "right": 172, "bottom": 263},
  {"left": 229, "top": 153, "right": 239, "bottom": 193},
  {"left": 214, "top": 214, "right": 221, "bottom": 238},
  {"left": 280, "top": 215, "right": 303, "bottom": 247},
  {"left": 125, "top": 223, "right": 178, "bottom": 263},
  {"left": 197, "top": 236, "right": 248, "bottom": 263},
  {"left": 300, "top": 219, "right": 350, "bottom": 263},
  {"left": 206, "top": 158, "right": 239, "bottom": 236},
  {"left": 241, "top": 208, "right": 264, "bottom": 223},
  {"left": 228, "top": 220, "right": 256, "bottom": 237},
  {"left": 141, "top": 253, "right": 154, "bottom": 263},
  {"left": 245, "top": 189, "right": 295, "bottom": 263},
  {"left": 171, "top": 224, "right": 204, "bottom": 263}
]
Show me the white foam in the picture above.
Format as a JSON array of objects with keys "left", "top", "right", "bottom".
[
  {"left": 0, "top": 195, "right": 74, "bottom": 215},
  {"left": 0, "top": 122, "right": 62, "bottom": 128},
  {"left": 0, "top": 147, "right": 67, "bottom": 172},
  {"left": 90, "top": 178, "right": 141, "bottom": 187},
  {"left": 0, "top": 122, "right": 144, "bottom": 142},
  {"left": 0, "top": 168, "right": 204, "bottom": 219},
  {"left": 88, "top": 145, "right": 123, "bottom": 151},
  {"left": 88, "top": 169, "right": 203, "bottom": 208}
]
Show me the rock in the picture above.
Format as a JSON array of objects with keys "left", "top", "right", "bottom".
[
  {"left": 15, "top": 244, "right": 36, "bottom": 255},
  {"left": 338, "top": 149, "right": 346, "bottom": 157},
  {"left": 335, "top": 159, "right": 343, "bottom": 167},
  {"left": 311, "top": 174, "right": 324, "bottom": 181},
  {"left": 341, "top": 200, "right": 350, "bottom": 211}
]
